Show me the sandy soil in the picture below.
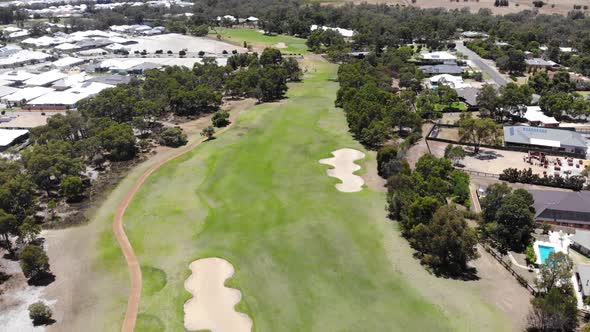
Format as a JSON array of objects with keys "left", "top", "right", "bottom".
[
  {"left": 274, "top": 42, "right": 287, "bottom": 49},
  {"left": 319, "top": 148, "right": 366, "bottom": 192},
  {"left": 184, "top": 258, "right": 252, "bottom": 332},
  {"left": 0, "top": 250, "right": 56, "bottom": 332},
  {"left": 405, "top": 123, "right": 434, "bottom": 169},
  {"left": 128, "top": 33, "right": 247, "bottom": 54}
]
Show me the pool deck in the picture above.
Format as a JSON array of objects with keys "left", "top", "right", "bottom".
[{"left": 534, "top": 231, "right": 572, "bottom": 265}]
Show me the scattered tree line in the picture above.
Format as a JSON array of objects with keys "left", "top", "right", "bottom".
[
  {"left": 384, "top": 153, "right": 476, "bottom": 276},
  {"left": 499, "top": 167, "right": 586, "bottom": 191}
]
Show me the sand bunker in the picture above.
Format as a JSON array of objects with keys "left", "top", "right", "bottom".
[
  {"left": 274, "top": 42, "right": 287, "bottom": 49},
  {"left": 319, "top": 148, "right": 365, "bottom": 192},
  {"left": 184, "top": 258, "right": 252, "bottom": 332}
]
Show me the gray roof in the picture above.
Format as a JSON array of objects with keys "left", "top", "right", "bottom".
[
  {"left": 573, "top": 230, "right": 590, "bottom": 250},
  {"left": 530, "top": 189, "right": 590, "bottom": 218},
  {"left": 128, "top": 62, "right": 161, "bottom": 72},
  {"left": 87, "top": 74, "right": 131, "bottom": 85},
  {"left": 420, "top": 64, "right": 463, "bottom": 75},
  {"left": 456, "top": 87, "right": 479, "bottom": 106},
  {"left": 578, "top": 263, "right": 590, "bottom": 296},
  {"left": 504, "top": 126, "right": 588, "bottom": 149}
]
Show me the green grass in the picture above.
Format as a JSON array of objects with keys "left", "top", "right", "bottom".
[
  {"left": 209, "top": 27, "right": 309, "bottom": 54},
  {"left": 435, "top": 102, "right": 467, "bottom": 112},
  {"left": 96, "top": 59, "right": 513, "bottom": 332}
]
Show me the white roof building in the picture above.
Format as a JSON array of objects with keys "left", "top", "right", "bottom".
[
  {"left": 8, "top": 30, "right": 29, "bottom": 39},
  {"left": 3, "top": 87, "right": 53, "bottom": 103},
  {"left": 421, "top": 51, "right": 457, "bottom": 62},
  {"left": 51, "top": 56, "right": 85, "bottom": 68},
  {"left": 0, "top": 50, "right": 52, "bottom": 67},
  {"left": 69, "top": 81, "right": 114, "bottom": 95},
  {"left": 310, "top": 25, "right": 355, "bottom": 38},
  {"left": 24, "top": 70, "right": 67, "bottom": 86},
  {"left": 0, "top": 70, "right": 37, "bottom": 82},
  {"left": 0, "top": 129, "right": 28, "bottom": 148},
  {"left": 429, "top": 74, "right": 471, "bottom": 89},
  {"left": 523, "top": 106, "right": 559, "bottom": 126},
  {"left": 55, "top": 42, "right": 76, "bottom": 51},
  {"left": 52, "top": 73, "right": 88, "bottom": 90},
  {"left": 27, "top": 90, "right": 90, "bottom": 107},
  {"left": 22, "top": 35, "right": 64, "bottom": 47},
  {"left": 0, "top": 85, "right": 19, "bottom": 97}
]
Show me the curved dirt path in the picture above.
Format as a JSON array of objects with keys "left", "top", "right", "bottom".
[{"left": 113, "top": 101, "right": 253, "bottom": 332}]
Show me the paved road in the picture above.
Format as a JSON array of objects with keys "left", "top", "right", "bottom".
[{"left": 456, "top": 40, "right": 510, "bottom": 86}]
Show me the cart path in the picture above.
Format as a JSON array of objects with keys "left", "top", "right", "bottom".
[{"left": 114, "top": 104, "right": 252, "bottom": 332}]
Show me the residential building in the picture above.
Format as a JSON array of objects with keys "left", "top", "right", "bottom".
[
  {"left": 525, "top": 58, "right": 560, "bottom": 70},
  {"left": 419, "top": 64, "right": 463, "bottom": 76},
  {"left": 530, "top": 190, "right": 590, "bottom": 229},
  {"left": 419, "top": 51, "right": 457, "bottom": 65},
  {"left": 572, "top": 230, "right": 590, "bottom": 257},
  {"left": 523, "top": 106, "right": 559, "bottom": 128}
]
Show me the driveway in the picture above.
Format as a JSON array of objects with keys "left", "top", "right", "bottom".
[{"left": 456, "top": 40, "right": 510, "bottom": 86}]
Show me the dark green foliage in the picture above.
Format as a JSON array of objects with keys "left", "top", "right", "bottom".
[
  {"left": 28, "top": 301, "right": 52, "bottom": 326},
  {"left": 20, "top": 244, "right": 50, "bottom": 280},
  {"left": 499, "top": 168, "right": 586, "bottom": 191},
  {"left": 159, "top": 127, "right": 188, "bottom": 147},
  {"left": 201, "top": 126, "right": 215, "bottom": 140},
  {"left": 61, "top": 176, "right": 85, "bottom": 202},
  {"left": 480, "top": 184, "right": 535, "bottom": 252},
  {"left": 212, "top": 110, "right": 230, "bottom": 127}
]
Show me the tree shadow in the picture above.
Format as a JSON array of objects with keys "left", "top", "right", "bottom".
[
  {"left": 473, "top": 150, "right": 504, "bottom": 160},
  {"left": 32, "top": 318, "right": 56, "bottom": 327},
  {"left": 27, "top": 271, "right": 55, "bottom": 287},
  {"left": 0, "top": 271, "right": 10, "bottom": 284},
  {"left": 432, "top": 266, "right": 480, "bottom": 281}
]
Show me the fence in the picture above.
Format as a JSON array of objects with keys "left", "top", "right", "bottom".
[
  {"left": 480, "top": 241, "right": 537, "bottom": 296},
  {"left": 460, "top": 169, "right": 500, "bottom": 178}
]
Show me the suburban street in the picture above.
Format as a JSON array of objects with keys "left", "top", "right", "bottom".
[{"left": 456, "top": 40, "right": 510, "bottom": 86}]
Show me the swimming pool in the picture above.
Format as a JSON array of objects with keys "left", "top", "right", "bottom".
[{"left": 539, "top": 245, "right": 556, "bottom": 264}]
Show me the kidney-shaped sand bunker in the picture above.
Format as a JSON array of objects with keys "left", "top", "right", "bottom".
[
  {"left": 184, "top": 257, "right": 252, "bottom": 332},
  {"left": 319, "top": 148, "right": 365, "bottom": 193}
]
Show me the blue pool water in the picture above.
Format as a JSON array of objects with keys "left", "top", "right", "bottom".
[{"left": 539, "top": 245, "right": 555, "bottom": 264}]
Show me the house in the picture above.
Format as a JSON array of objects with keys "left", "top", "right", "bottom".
[
  {"left": 572, "top": 230, "right": 590, "bottom": 257},
  {"left": 525, "top": 58, "right": 559, "bottom": 70},
  {"left": 428, "top": 74, "right": 471, "bottom": 89},
  {"left": 23, "top": 70, "right": 67, "bottom": 87},
  {"left": 2, "top": 87, "right": 54, "bottom": 106},
  {"left": 419, "top": 51, "right": 457, "bottom": 65},
  {"left": 456, "top": 87, "right": 479, "bottom": 111},
  {"left": 87, "top": 74, "right": 132, "bottom": 86},
  {"left": 530, "top": 190, "right": 590, "bottom": 229},
  {"left": 419, "top": 64, "right": 463, "bottom": 76},
  {"left": 523, "top": 106, "right": 559, "bottom": 127},
  {"left": 504, "top": 126, "right": 588, "bottom": 156},
  {"left": 310, "top": 25, "right": 355, "bottom": 38},
  {"left": 461, "top": 31, "right": 489, "bottom": 39}
]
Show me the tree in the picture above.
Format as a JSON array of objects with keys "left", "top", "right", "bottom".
[
  {"left": 476, "top": 85, "right": 499, "bottom": 119},
  {"left": 61, "top": 176, "right": 84, "bottom": 202},
  {"left": 411, "top": 205, "right": 479, "bottom": 275},
  {"left": 493, "top": 189, "right": 535, "bottom": 251},
  {"left": 259, "top": 48, "right": 282, "bottom": 66},
  {"left": 444, "top": 144, "right": 465, "bottom": 165},
  {"left": 19, "top": 217, "right": 40, "bottom": 244},
  {"left": 527, "top": 287, "right": 578, "bottom": 332},
  {"left": 19, "top": 244, "right": 50, "bottom": 280},
  {"left": 458, "top": 112, "right": 502, "bottom": 153},
  {"left": 401, "top": 196, "right": 441, "bottom": 235},
  {"left": 0, "top": 209, "right": 17, "bottom": 254},
  {"left": 539, "top": 92, "right": 574, "bottom": 120},
  {"left": 159, "top": 127, "right": 188, "bottom": 147},
  {"left": 200, "top": 126, "right": 215, "bottom": 140},
  {"left": 536, "top": 252, "right": 574, "bottom": 293},
  {"left": 481, "top": 183, "right": 512, "bottom": 223},
  {"left": 212, "top": 110, "right": 230, "bottom": 127},
  {"left": 28, "top": 301, "right": 53, "bottom": 326},
  {"left": 525, "top": 244, "right": 536, "bottom": 264}
]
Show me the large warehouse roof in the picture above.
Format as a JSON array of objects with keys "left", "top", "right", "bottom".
[
  {"left": 0, "top": 128, "right": 28, "bottom": 147},
  {"left": 3, "top": 87, "right": 53, "bottom": 102}
]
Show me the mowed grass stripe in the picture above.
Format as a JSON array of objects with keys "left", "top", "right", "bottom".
[{"left": 118, "top": 60, "right": 472, "bottom": 331}]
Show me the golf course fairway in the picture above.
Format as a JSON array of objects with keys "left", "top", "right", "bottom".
[{"left": 96, "top": 58, "right": 514, "bottom": 331}]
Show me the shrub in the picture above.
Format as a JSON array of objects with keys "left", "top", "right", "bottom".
[
  {"left": 159, "top": 127, "right": 187, "bottom": 147},
  {"left": 19, "top": 244, "right": 49, "bottom": 280},
  {"left": 211, "top": 110, "right": 230, "bottom": 127},
  {"left": 28, "top": 301, "right": 52, "bottom": 325},
  {"left": 60, "top": 175, "right": 84, "bottom": 202},
  {"left": 499, "top": 167, "right": 586, "bottom": 191}
]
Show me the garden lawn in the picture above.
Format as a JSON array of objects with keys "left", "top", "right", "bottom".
[
  {"left": 209, "top": 27, "right": 309, "bottom": 54},
  {"left": 99, "top": 58, "right": 514, "bottom": 332}
]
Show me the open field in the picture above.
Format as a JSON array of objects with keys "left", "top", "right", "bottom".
[
  {"left": 128, "top": 33, "right": 247, "bottom": 54},
  {"left": 329, "top": 0, "right": 586, "bottom": 16},
  {"left": 84, "top": 58, "right": 526, "bottom": 332},
  {"left": 209, "top": 28, "right": 309, "bottom": 54}
]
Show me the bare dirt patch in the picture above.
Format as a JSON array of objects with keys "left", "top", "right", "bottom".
[
  {"left": 319, "top": 148, "right": 366, "bottom": 192},
  {"left": 184, "top": 258, "right": 252, "bottom": 332}
]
